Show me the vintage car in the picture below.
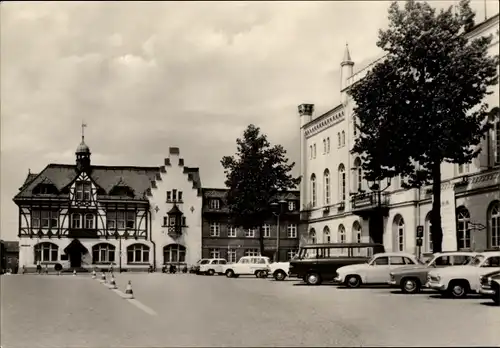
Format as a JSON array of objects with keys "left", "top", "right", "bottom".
[
  {"left": 388, "top": 251, "right": 477, "bottom": 294},
  {"left": 198, "top": 258, "right": 228, "bottom": 275},
  {"left": 427, "top": 251, "right": 500, "bottom": 298},
  {"left": 334, "top": 252, "right": 421, "bottom": 288},
  {"left": 478, "top": 269, "right": 500, "bottom": 305},
  {"left": 289, "top": 242, "right": 385, "bottom": 285},
  {"left": 222, "top": 256, "right": 271, "bottom": 278}
]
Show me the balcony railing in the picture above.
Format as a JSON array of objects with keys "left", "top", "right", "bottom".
[{"left": 351, "top": 192, "right": 390, "bottom": 213}]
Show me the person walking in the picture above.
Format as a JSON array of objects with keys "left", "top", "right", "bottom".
[{"left": 36, "top": 260, "right": 42, "bottom": 274}]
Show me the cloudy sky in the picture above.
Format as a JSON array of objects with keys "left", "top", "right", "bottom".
[{"left": 1, "top": 1, "right": 498, "bottom": 241}]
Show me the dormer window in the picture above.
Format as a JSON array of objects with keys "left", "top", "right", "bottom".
[
  {"left": 33, "top": 183, "right": 58, "bottom": 195},
  {"left": 167, "top": 191, "right": 171, "bottom": 202},
  {"left": 75, "top": 182, "right": 91, "bottom": 201},
  {"left": 172, "top": 189, "right": 177, "bottom": 201},
  {"left": 209, "top": 199, "right": 220, "bottom": 210},
  {"left": 288, "top": 201, "right": 297, "bottom": 211}
]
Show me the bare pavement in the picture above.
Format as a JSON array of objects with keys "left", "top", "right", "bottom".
[{"left": 1, "top": 273, "right": 499, "bottom": 347}]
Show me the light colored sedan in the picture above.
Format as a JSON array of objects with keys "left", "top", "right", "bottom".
[{"left": 334, "top": 252, "right": 421, "bottom": 288}]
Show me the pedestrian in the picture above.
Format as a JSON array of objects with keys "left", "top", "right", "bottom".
[
  {"left": 36, "top": 260, "right": 42, "bottom": 274},
  {"left": 169, "top": 264, "right": 176, "bottom": 274},
  {"left": 44, "top": 264, "right": 49, "bottom": 275}
]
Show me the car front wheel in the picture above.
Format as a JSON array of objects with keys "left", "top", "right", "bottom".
[
  {"left": 207, "top": 269, "right": 215, "bottom": 276},
  {"left": 401, "top": 278, "right": 420, "bottom": 294},
  {"left": 345, "top": 275, "right": 362, "bottom": 288},
  {"left": 226, "top": 269, "right": 235, "bottom": 278},
  {"left": 447, "top": 280, "right": 469, "bottom": 298},
  {"left": 274, "top": 270, "right": 287, "bottom": 281}
]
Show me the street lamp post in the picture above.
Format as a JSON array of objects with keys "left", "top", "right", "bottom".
[
  {"left": 270, "top": 199, "right": 287, "bottom": 262},
  {"left": 367, "top": 177, "right": 392, "bottom": 245}
]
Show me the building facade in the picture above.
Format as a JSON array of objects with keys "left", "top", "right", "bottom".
[
  {"left": 201, "top": 189, "right": 301, "bottom": 262},
  {"left": 299, "top": 14, "right": 500, "bottom": 255},
  {"left": 13, "top": 136, "right": 203, "bottom": 272}
]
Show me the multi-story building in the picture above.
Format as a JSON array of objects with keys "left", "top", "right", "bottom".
[
  {"left": 13, "top": 133, "right": 204, "bottom": 272},
  {"left": 299, "top": 14, "right": 500, "bottom": 255},
  {"left": 201, "top": 188, "right": 301, "bottom": 262}
]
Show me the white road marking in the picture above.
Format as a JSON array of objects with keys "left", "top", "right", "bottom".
[{"left": 110, "top": 289, "right": 157, "bottom": 316}]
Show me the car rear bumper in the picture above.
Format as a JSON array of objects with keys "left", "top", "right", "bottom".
[
  {"left": 478, "top": 287, "right": 495, "bottom": 296},
  {"left": 388, "top": 280, "right": 397, "bottom": 286}
]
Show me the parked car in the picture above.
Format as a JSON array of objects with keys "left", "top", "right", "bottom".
[
  {"left": 198, "top": 258, "right": 228, "bottom": 275},
  {"left": 388, "top": 251, "right": 477, "bottom": 294},
  {"left": 269, "top": 261, "right": 292, "bottom": 281},
  {"left": 426, "top": 251, "right": 500, "bottom": 298},
  {"left": 334, "top": 252, "right": 421, "bottom": 288},
  {"left": 478, "top": 269, "right": 500, "bottom": 305},
  {"left": 289, "top": 242, "right": 385, "bottom": 285},
  {"left": 191, "top": 259, "right": 210, "bottom": 274},
  {"left": 222, "top": 256, "right": 271, "bottom": 278}
]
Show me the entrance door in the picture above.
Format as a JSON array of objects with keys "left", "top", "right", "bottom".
[{"left": 64, "top": 239, "right": 88, "bottom": 268}]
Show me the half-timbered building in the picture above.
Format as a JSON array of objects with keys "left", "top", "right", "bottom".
[{"left": 13, "top": 136, "right": 203, "bottom": 272}]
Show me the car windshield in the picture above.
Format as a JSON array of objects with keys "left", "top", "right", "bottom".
[
  {"left": 200, "top": 260, "right": 210, "bottom": 265},
  {"left": 469, "top": 255, "right": 485, "bottom": 267}
]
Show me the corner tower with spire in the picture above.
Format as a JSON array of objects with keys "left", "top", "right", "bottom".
[
  {"left": 340, "top": 43, "right": 355, "bottom": 92},
  {"left": 76, "top": 122, "right": 91, "bottom": 173}
]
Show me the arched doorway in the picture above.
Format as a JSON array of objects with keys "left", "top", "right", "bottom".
[
  {"left": 64, "top": 239, "right": 88, "bottom": 268},
  {"left": 163, "top": 244, "right": 186, "bottom": 264}
]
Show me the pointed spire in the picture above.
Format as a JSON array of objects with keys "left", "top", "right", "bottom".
[
  {"left": 81, "top": 121, "right": 87, "bottom": 143},
  {"left": 343, "top": 43, "right": 351, "bottom": 62}
]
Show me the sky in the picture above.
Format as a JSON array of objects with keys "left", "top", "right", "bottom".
[{"left": 1, "top": 1, "right": 498, "bottom": 241}]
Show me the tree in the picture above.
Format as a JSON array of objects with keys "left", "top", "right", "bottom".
[
  {"left": 349, "top": 0, "right": 498, "bottom": 252},
  {"left": 221, "top": 124, "right": 300, "bottom": 257}
]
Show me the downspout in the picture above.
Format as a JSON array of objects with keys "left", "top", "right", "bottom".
[{"left": 149, "top": 210, "right": 156, "bottom": 271}]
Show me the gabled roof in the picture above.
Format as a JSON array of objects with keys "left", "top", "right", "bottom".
[
  {"left": 14, "top": 164, "right": 160, "bottom": 201},
  {"left": 201, "top": 188, "right": 299, "bottom": 201}
]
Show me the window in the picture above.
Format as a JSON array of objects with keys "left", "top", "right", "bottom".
[
  {"left": 309, "top": 145, "right": 313, "bottom": 159},
  {"left": 310, "top": 174, "right": 317, "bottom": 207},
  {"left": 32, "top": 210, "right": 58, "bottom": 229},
  {"left": 309, "top": 228, "right": 316, "bottom": 244},
  {"left": 227, "top": 249, "right": 237, "bottom": 263},
  {"left": 178, "top": 191, "right": 183, "bottom": 202},
  {"left": 353, "top": 157, "right": 362, "bottom": 192},
  {"left": 353, "top": 115, "right": 357, "bottom": 136},
  {"left": 338, "top": 224, "right": 346, "bottom": 243},
  {"left": 167, "top": 191, "right": 171, "bottom": 202},
  {"left": 127, "top": 244, "right": 149, "bottom": 263},
  {"left": 288, "top": 201, "right": 296, "bottom": 211},
  {"left": 482, "top": 256, "right": 500, "bottom": 267},
  {"left": 390, "top": 256, "right": 406, "bottom": 265},
  {"left": 244, "top": 249, "right": 259, "bottom": 257},
  {"left": 373, "top": 256, "right": 389, "bottom": 265},
  {"left": 457, "top": 208, "right": 471, "bottom": 250},
  {"left": 341, "top": 131, "right": 345, "bottom": 146},
  {"left": 323, "top": 226, "right": 331, "bottom": 243},
  {"left": 489, "top": 202, "right": 500, "bottom": 248},
  {"left": 313, "top": 143, "right": 316, "bottom": 158},
  {"left": 287, "top": 249, "right": 298, "bottom": 260},
  {"left": 126, "top": 212, "right": 135, "bottom": 229},
  {"left": 403, "top": 257, "right": 416, "bottom": 265},
  {"left": 353, "top": 221, "right": 362, "bottom": 243},
  {"left": 210, "top": 222, "right": 220, "bottom": 237},
  {"left": 85, "top": 214, "right": 95, "bottom": 229},
  {"left": 287, "top": 224, "right": 297, "bottom": 238},
  {"left": 92, "top": 243, "right": 115, "bottom": 263},
  {"left": 209, "top": 248, "right": 220, "bottom": 259},
  {"left": 435, "top": 256, "right": 452, "bottom": 266},
  {"left": 324, "top": 169, "right": 330, "bottom": 205},
  {"left": 163, "top": 244, "right": 186, "bottom": 263},
  {"left": 425, "top": 212, "right": 433, "bottom": 253},
  {"left": 394, "top": 216, "right": 405, "bottom": 252},
  {"left": 337, "top": 132, "right": 341, "bottom": 147},
  {"left": 338, "top": 164, "right": 346, "bottom": 201},
  {"left": 245, "top": 228, "right": 256, "bottom": 238},
  {"left": 169, "top": 216, "right": 176, "bottom": 226},
  {"left": 495, "top": 119, "right": 500, "bottom": 164},
  {"left": 209, "top": 199, "right": 220, "bottom": 210},
  {"left": 228, "top": 226, "right": 237, "bottom": 237},
  {"left": 263, "top": 224, "right": 271, "bottom": 238},
  {"left": 34, "top": 242, "right": 58, "bottom": 262},
  {"left": 326, "top": 137, "right": 330, "bottom": 153},
  {"left": 323, "top": 139, "right": 327, "bottom": 154},
  {"left": 453, "top": 255, "right": 473, "bottom": 265},
  {"left": 75, "top": 182, "right": 91, "bottom": 201},
  {"left": 71, "top": 213, "right": 81, "bottom": 229}
]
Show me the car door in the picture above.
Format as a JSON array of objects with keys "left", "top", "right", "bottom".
[
  {"left": 217, "top": 260, "right": 227, "bottom": 273},
  {"left": 211, "top": 259, "right": 219, "bottom": 272},
  {"left": 235, "top": 258, "right": 248, "bottom": 274},
  {"left": 366, "top": 256, "right": 391, "bottom": 283},
  {"left": 451, "top": 255, "right": 473, "bottom": 266}
]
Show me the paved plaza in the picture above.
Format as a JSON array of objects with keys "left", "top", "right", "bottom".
[{"left": 1, "top": 273, "right": 499, "bottom": 347}]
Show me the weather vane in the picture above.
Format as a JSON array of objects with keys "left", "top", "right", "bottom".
[{"left": 81, "top": 121, "right": 87, "bottom": 142}]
